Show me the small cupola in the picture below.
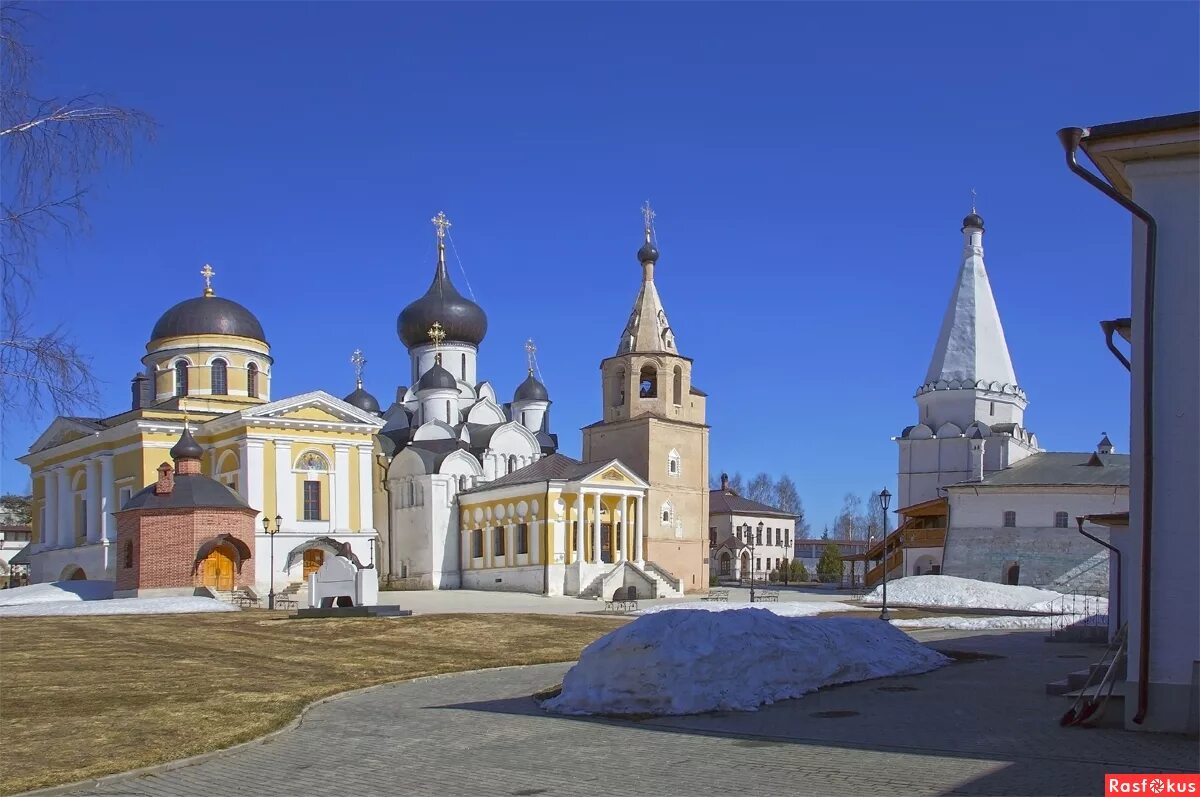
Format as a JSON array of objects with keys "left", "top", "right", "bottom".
[
  {"left": 342, "top": 348, "right": 381, "bottom": 414},
  {"left": 170, "top": 426, "right": 204, "bottom": 475},
  {"left": 1097, "top": 433, "right": 1115, "bottom": 455}
]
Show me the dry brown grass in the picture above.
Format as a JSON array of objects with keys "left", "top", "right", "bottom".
[{"left": 0, "top": 611, "right": 625, "bottom": 795}]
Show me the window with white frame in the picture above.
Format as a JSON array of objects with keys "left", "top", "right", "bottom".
[
  {"left": 667, "top": 449, "right": 681, "bottom": 478},
  {"left": 1054, "top": 511, "right": 1069, "bottom": 528},
  {"left": 661, "top": 501, "right": 673, "bottom": 524}
]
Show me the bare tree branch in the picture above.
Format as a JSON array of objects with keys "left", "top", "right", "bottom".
[{"left": 0, "top": 2, "right": 154, "bottom": 421}]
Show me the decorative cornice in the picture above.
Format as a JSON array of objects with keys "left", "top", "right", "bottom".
[{"left": 915, "top": 379, "right": 1028, "bottom": 402}]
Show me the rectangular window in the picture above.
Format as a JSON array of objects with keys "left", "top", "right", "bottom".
[
  {"left": 755, "top": 528, "right": 762, "bottom": 545},
  {"left": 303, "top": 481, "right": 322, "bottom": 520},
  {"left": 1054, "top": 511, "right": 1069, "bottom": 528},
  {"left": 709, "top": 527, "right": 717, "bottom": 546},
  {"left": 1003, "top": 511, "right": 1016, "bottom": 528},
  {"left": 756, "top": 557, "right": 761, "bottom": 572},
  {"left": 471, "top": 529, "right": 483, "bottom": 559},
  {"left": 493, "top": 526, "right": 505, "bottom": 557},
  {"left": 119, "top": 487, "right": 132, "bottom": 510},
  {"left": 517, "top": 523, "right": 529, "bottom": 555}
]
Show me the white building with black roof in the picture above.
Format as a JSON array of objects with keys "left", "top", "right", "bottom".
[{"left": 708, "top": 473, "right": 796, "bottom": 582}]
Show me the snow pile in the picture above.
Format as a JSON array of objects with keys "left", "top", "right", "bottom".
[
  {"left": 892, "top": 615, "right": 1064, "bottom": 631},
  {"left": 637, "top": 600, "right": 864, "bottom": 618},
  {"left": 0, "top": 580, "right": 114, "bottom": 606},
  {"left": 543, "top": 609, "right": 949, "bottom": 716},
  {"left": 862, "top": 575, "right": 1108, "bottom": 615},
  {"left": 0, "top": 596, "right": 237, "bottom": 617}
]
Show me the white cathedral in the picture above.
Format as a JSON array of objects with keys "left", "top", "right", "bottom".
[{"left": 888, "top": 208, "right": 1128, "bottom": 590}]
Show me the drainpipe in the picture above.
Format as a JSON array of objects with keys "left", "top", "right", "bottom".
[
  {"left": 1057, "top": 126, "right": 1157, "bottom": 725},
  {"left": 1100, "top": 318, "right": 1133, "bottom": 371},
  {"left": 1075, "top": 516, "right": 1121, "bottom": 632}
]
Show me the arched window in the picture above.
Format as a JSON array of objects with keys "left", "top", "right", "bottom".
[
  {"left": 639, "top": 365, "right": 657, "bottom": 398},
  {"left": 446, "top": 400, "right": 452, "bottom": 423},
  {"left": 297, "top": 451, "right": 329, "bottom": 471},
  {"left": 174, "top": 360, "right": 189, "bottom": 397},
  {"left": 672, "top": 365, "right": 682, "bottom": 405},
  {"left": 459, "top": 475, "right": 468, "bottom": 491},
  {"left": 461, "top": 354, "right": 467, "bottom": 381},
  {"left": 661, "top": 501, "right": 673, "bottom": 524},
  {"left": 1005, "top": 563, "right": 1020, "bottom": 585},
  {"left": 668, "top": 449, "right": 681, "bottom": 477},
  {"left": 1054, "top": 511, "right": 1069, "bottom": 528},
  {"left": 508, "top": 455, "right": 518, "bottom": 474},
  {"left": 211, "top": 359, "right": 228, "bottom": 395},
  {"left": 247, "top": 363, "right": 259, "bottom": 398}
]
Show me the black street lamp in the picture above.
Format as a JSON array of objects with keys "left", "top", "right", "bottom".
[
  {"left": 878, "top": 489, "right": 891, "bottom": 621},
  {"left": 745, "top": 523, "right": 757, "bottom": 603},
  {"left": 262, "top": 514, "right": 283, "bottom": 610},
  {"left": 781, "top": 527, "right": 790, "bottom": 587}
]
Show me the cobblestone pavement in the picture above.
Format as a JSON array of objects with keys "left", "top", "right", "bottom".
[{"left": 50, "top": 631, "right": 1198, "bottom": 797}]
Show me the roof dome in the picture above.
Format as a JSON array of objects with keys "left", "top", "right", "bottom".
[
  {"left": 170, "top": 427, "right": 204, "bottom": 461},
  {"left": 343, "top": 386, "right": 381, "bottom": 414},
  {"left": 416, "top": 362, "right": 458, "bottom": 392},
  {"left": 397, "top": 251, "right": 487, "bottom": 349},
  {"left": 637, "top": 240, "right": 659, "bottom": 264},
  {"left": 962, "top": 212, "right": 985, "bottom": 231},
  {"left": 151, "top": 295, "right": 266, "bottom": 343},
  {"left": 514, "top": 372, "right": 549, "bottom": 402}
]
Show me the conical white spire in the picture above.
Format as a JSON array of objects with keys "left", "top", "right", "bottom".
[
  {"left": 923, "top": 213, "right": 1019, "bottom": 389},
  {"left": 617, "top": 202, "right": 678, "bottom": 355}
]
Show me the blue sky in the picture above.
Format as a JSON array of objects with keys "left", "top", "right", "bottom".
[{"left": 3, "top": 2, "right": 1197, "bottom": 531}]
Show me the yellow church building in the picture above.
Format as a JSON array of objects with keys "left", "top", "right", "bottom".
[{"left": 19, "top": 266, "right": 383, "bottom": 592}]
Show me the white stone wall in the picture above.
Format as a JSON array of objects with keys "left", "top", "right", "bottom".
[
  {"left": 942, "top": 487, "right": 1127, "bottom": 588},
  {"left": 29, "top": 541, "right": 113, "bottom": 583},
  {"left": 1121, "top": 153, "right": 1200, "bottom": 733},
  {"left": 461, "top": 564, "right": 545, "bottom": 593}
]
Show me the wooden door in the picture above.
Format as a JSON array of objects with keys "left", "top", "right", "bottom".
[
  {"left": 201, "top": 547, "right": 235, "bottom": 590},
  {"left": 303, "top": 549, "right": 324, "bottom": 578}
]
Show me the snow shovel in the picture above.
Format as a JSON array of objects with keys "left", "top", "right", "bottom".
[
  {"left": 1076, "top": 631, "right": 1127, "bottom": 727},
  {"left": 1060, "top": 624, "right": 1126, "bottom": 727}
]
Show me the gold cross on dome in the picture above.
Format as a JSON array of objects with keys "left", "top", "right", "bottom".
[
  {"left": 431, "top": 211, "right": 452, "bottom": 242},
  {"left": 525, "top": 338, "right": 537, "bottom": 375},
  {"left": 641, "top": 200, "right": 655, "bottom": 231},
  {"left": 428, "top": 321, "right": 446, "bottom": 348},
  {"left": 351, "top": 349, "right": 366, "bottom": 386},
  {"left": 970, "top": 188, "right": 977, "bottom": 214},
  {"left": 200, "top": 264, "right": 215, "bottom": 297}
]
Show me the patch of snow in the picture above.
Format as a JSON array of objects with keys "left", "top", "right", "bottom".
[
  {"left": 543, "top": 609, "right": 949, "bottom": 716},
  {"left": 636, "top": 600, "right": 865, "bottom": 617},
  {"left": 0, "top": 580, "right": 114, "bottom": 606},
  {"left": 0, "top": 597, "right": 237, "bottom": 617},
  {"left": 891, "top": 614, "right": 1070, "bottom": 631},
  {"left": 862, "top": 575, "right": 1108, "bottom": 615}
]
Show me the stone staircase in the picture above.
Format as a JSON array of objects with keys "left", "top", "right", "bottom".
[
  {"left": 1045, "top": 654, "right": 1127, "bottom": 728},
  {"left": 577, "top": 561, "right": 684, "bottom": 600}
]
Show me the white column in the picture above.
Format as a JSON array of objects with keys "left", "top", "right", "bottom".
[
  {"left": 43, "top": 471, "right": 59, "bottom": 549},
  {"left": 274, "top": 440, "right": 294, "bottom": 531},
  {"left": 56, "top": 466, "right": 71, "bottom": 547},
  {"left": 99, "top": 454, "right": 115, "bottom": 541},
  {"left": 244, "top": 440, "right": 265, "bottom": 524},
  {"left": 357, "top": 444, "right": 374, "bottom": 531},
  {"left": 334, "top": 444, "right": 351, "bottom": 532},
  {"left": 616, "top": 497, "right": 627, "bottom": 562},
  {"left": 591, "top": 492, "right": 601, "bottom": 565},
  {"left": 574, "top": 490, "right": 585, "bottom": 565},
  {"left": 635, "top": 493, "right": 645, "bottom": 565},
  {"left": 85, "top": 459, "right": 101, "bottom": 544}
]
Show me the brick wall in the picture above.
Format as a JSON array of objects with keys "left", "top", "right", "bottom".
[{"left": 115, "top": 507, "right": 257, "bottom": 591}]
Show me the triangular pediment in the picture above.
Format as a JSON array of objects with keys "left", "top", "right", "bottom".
[
  {"left": 27, "top": 417, "right": 105, "bottom": 454},
  {"left": 240, "top": 391, "right": 385, "bottom": 428},
  {"left": 576, "top": 459, "right": 649, "bottom": 489}
]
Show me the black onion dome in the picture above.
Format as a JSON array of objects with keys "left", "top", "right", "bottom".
[
  {"left": 170, "top": 427, "right": 204, "bottom": 461},
  {"left": 514, "top": 373, "right": 549, "bottom": 402},
  {"left": 416, "top": 362, "right": 458, "bottom": 392},
  {"left": 397, "top": 258, "right": 488, "bottom": 348},
  {"left": 151, "top": 295, "right": 267, "bottom": 343},
  {"left": 962, "top": 212, "right": 985, "bottom": 231},
  {"left": 343, "top": 386, "right": 381, "bottom": 414},
  {"left": 637, "top": 240, "right": 659, "bottom": 264}
]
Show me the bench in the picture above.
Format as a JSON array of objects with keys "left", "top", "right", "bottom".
[
  {"left": 231, "top": 591, "right": 259, "bottom": 608},
  {"left": 702, "top": 589, "right": 730, "bottom": 602},
  {"left": 274, "top": 597, "right": 299, "bottom": 610},
  {"left": 604, "top": 586, "right": 640, "bottom": 613},
  {"left": 756, "top": 589, "right": 780, "bottom": 603}
]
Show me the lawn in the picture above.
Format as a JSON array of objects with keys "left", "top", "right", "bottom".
[{"left": 0, "top": 611, "right": 625, "bottom": 795}]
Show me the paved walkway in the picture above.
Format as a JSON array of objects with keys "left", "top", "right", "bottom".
[
  {"left": 50, "top": 630, "right": 1197, "bottom": 797},
  {"left": 377, "top": 584, "right": 856, "bottom": 615}
]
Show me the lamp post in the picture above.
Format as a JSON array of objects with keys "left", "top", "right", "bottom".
[
  {"left": 878, "top": 489, "right": 891, "bottom": 621},
  {"left": 746, "top": 523, "right": 756, "bottom": 603},
  {"left": 781, "top": 527, "right": 789, "bottom": 587},
  {"left": 262, "top": 514, "right": 283, "bottom": 610}
]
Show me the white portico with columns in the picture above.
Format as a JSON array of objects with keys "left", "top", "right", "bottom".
[
  {"left": 895, "top": 207, "right": 1040, "bottom": 511},
  {"left": 456, "top": 454, "right": 681, "bottom": 599}
]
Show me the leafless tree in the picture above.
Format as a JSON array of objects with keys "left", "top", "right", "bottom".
[
  {"left": 745, "top": 472, "right": 776, "bottom": 505},
  {"left": 1, "top": 3, "right": 154, "bottom": 419}
]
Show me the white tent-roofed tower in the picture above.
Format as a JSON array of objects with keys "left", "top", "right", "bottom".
[{"left": 896, "top": 206, "right": 1040, "bottom": 510}]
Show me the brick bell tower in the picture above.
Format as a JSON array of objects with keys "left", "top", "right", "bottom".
[{"left": 582, "top": 203, "right": 710, "bottom": 593}]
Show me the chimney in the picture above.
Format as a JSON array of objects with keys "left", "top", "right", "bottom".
[
  {"left": 155, "top": 462, "right": 175, "bottom": 495},
  {"left": 968, "top": 430, "right": 986, "bottom": 482},
  {"left": 131, "top": 373, "right": 150, "bottom": 410},
  {"left": 720, "top": 472, "right": 729, "bottom": 491}
]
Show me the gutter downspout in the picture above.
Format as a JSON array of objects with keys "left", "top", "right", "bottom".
[
  {"left": 1057, "top": 126, "right": 1157, "bottom": 725},
  {"left": 1075, "top": 516, "right": 1122, "bottom": 632}
]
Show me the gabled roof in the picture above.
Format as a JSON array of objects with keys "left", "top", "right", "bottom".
[
  {"left": 948, "top": 452, "right": 1131, "bottom": 488},
  {"left": 26, "top": 416, "right": 109, "bottom": 455},
  {"left": 709, "top": 489, "right": 796, "bottom": 519},
  {"left": 237, "top": 390, "right": 385, "bottom": 427},
  {"left": 461, "top": 453, "right": 647, "bottom": 493}
]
